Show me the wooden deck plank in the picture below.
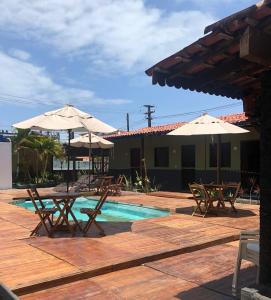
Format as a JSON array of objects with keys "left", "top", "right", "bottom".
[
  {"left": 146, "top": 243, "right": 257, "bottom": 297},
  {"left": 1, "top": 255, "right": 78, "bottom": 290},
  {"left": 21, "top": 266, "right": 233, "bottom": 300}
]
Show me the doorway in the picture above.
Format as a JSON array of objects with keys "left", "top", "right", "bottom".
[
  {"left": 181, "top": 145, "right": 195, "bottom": 190},
  {"left": 240, "top": 140, "right": 260, "bottom": 188}
]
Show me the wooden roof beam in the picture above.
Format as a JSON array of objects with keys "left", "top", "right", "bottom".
[
  {"left": 240, "top": 26, "right": 271, "bottom": 66},
  {"left": 168, "top": 38, "right": 240, "bottom": 80}
]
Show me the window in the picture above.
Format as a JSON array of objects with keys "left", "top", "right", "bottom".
[
  {"left": 154, "top": 147, "right": 169, "bottom": 167},
  {"left": 209, "top": 143, "right": 231, "bottom": 167}
]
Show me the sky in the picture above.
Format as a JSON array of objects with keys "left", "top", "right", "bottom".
[{"left": 0, "top": 0, "right": 257, "bottom": 132}]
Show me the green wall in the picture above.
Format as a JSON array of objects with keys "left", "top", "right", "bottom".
[{"left": 109, "top": 126, "right": 259, "bottom": 172}]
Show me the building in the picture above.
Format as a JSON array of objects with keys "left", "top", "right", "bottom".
[
  {"left": 144, "top": 0, "right": 271, "bottom": 285},
  {"left": 108, "top": 113, "right": 259, "bottom": 191}
]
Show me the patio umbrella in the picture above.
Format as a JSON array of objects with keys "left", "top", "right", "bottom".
[
  {"left": 70, "top": 133, "right": 114, "bottom": 149},
  {"left": 71, "top": 133, "right": 114, "bottom": 180},
  {"left": 13, "top": 104, "right": 116, "bottom": 190},
  {"left": 168, "top": 113, "right": 249, "bottom": 183}
]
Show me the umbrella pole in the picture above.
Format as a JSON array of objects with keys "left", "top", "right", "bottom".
[
  {"left": 88, "top": 132, "right": 92, "bottom": 191},
  {"left": 67, "top": 129, "right": 71, "bottom": 192},
  {"left": 217, "top": 134, "right": 221, "bottom": 184}
]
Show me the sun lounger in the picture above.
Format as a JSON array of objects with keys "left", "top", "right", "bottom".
[
  {"left": 80, "top": 188, "right": 109, "bottom": 235},
  {"left": 53, "top": 174, "right": 95, "bottom": 192}
]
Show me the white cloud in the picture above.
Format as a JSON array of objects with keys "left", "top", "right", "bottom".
[
  {"left": 0, "top": 0, "right": 215, "bottom": 72},
  {"left": 0, "top": 51, "right": 130, "bottom": 107},
  {"left": 174, "top": 0, "right": 256, "bottom": 12},
  {"left": 9, "top": 48, "right": 31, "bottom": 61}
]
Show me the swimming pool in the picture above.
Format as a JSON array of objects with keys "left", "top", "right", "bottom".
[{"left": 14, "top": 197, "right": 169, "bottom": 222}]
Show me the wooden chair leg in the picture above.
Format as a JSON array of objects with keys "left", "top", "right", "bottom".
[
  {"left": 192, "top": 200, "right": 204, "bottom": 216},
  {"left": 83, "top": 218, "right": 93, "bottom": 234},
  {"left": 230, "top": 200, "right": 237, "bottom": 213},
  {"left": 42, "top": 215, "right": 53, "bottom": 237},
  {"left": 94, "top": 220, "right": 105, "bottom": 236},
  {"left": 31, "top": 221, "right": 42, "bottom": 236}
]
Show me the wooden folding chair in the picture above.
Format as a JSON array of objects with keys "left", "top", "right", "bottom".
[
  {"left": 189, "top": 183, "right": 217, "bottom": 217},
  {"left": 80, "top": 188, "right": 109, "bottom": 235},
  {"left": 109, "top": 175, "right": 124, "bottom": 195},
  {"left": 223, "top": 183, "right": 241, "bottom": 213},
  {"left": 27, "top": 188, "right": 57, "bottom": 237}
]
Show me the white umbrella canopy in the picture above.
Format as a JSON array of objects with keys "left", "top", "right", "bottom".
[
  {"left": 168, "top": 114, "right": 249, "bottom": 136},
  {"left": 13, "top": 104, "right": 116, "bottom": 191},
  {"left": 168, "top": 113, "right": 249, "bottom": 183},
  {"left": 13, "top": 104, "right": 116, "bottom": 133},
  {"left": 71, "top": 133, "right": 114, "bottom": 149}
]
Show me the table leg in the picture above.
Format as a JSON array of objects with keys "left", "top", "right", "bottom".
[
  {"left": 51, "top": 200, "right": 75, "bottom": 236},
  {"left": 66, "top": 198, "right": 83, "bottom": 232}
]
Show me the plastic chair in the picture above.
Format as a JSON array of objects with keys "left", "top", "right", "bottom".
[{"left": 232, "top": 230, "right": 259, "bottom": 297}]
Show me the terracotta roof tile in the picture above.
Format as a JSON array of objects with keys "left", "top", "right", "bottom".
[{"left": 107, "top": 113, "right": 248, "bottom": 139}]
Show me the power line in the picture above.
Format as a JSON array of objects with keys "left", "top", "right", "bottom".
[{"left": 153, "top": 102, "right": 242, "bottom": 120}]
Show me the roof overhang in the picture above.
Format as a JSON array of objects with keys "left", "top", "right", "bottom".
[{"left": 145, "top": 0, "right": 271, "bottom": 103}]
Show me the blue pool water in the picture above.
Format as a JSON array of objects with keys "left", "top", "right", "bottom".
[{"left": 14, "top": 197, "right": 169, "bottom": 222}]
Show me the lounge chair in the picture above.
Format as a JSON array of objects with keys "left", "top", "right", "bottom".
[
  {"left": 27, "top": 188, "right": 57, "bottom": 237},
  {"left": 53, "top": 174, "right": 95, "bottom": 192},
  {"left": 232, "top": 230, "right": 259, "bottom": 297},
  {"left": 80, "top": 188, "right": 109, "bottom": 235},
  {"left": 109, "top": 175, "right": 125, "bottom": 195},
  {"left": 189, "top": 183, "right": 217, "bottom": 217}
]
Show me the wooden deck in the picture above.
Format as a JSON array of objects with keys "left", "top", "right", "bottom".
[
  {"left": 21, "top": 242, "right": 256, "bottom": 300},
  {"left": 0, "top": 188, "right": 259, "bottom": 298}
]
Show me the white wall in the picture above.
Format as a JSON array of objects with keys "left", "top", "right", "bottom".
[{"left": 0, "top": 142, "right": 12, "bottom": 189}]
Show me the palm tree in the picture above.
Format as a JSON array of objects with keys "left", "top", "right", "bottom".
[
  {"left": 12, "top": 129, "right": 32, "bottom": 181},
  {"left": 37, "top": 136, "right": 65, "bottom": 182},
  {"left": 15, "top": 133, "right": 65, "bottom": 183}
]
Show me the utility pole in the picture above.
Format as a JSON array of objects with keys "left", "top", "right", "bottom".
[
  {"left": 126, "top": 113, "right": 130, "bottom": 131},
  {"left": 144, "top": 105, "right": 155, "bottom": 127}
]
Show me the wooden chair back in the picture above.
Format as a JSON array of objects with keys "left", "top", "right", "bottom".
[
  {"left": 189, "top": 183, "right": 209, "bottom": 202},
  {"left": 27, "top": 189, "right": 42, "bottom": 213},
  {"left": 116, "top": 175, "right": 124, "bottom": 185},
  {"left": 94, "top": 188, "right": 109, "bottom": 213},
  {"left": 223, "top": 183, "right": 241, "bottom": 200},
  {"left": 28, "top": 187, "right": 45, "bottom": 209}
]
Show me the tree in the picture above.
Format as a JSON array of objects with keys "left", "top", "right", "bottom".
[{"left": 14, "top": 132, "right": 65, "bottom": 183}]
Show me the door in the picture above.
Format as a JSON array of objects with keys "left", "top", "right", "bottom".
[
  {"left": 181, "top": 145, "right": 195, "bottom": 190},
  {"left": 130, "top": 148, "right": 141, "bottom": 182},
  {"left": 241, "top": 140, "right": 260, "bottom": 188}
]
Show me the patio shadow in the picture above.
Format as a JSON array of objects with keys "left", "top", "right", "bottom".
[
  {"left": 175, "top": 265, "right": 257, "bottom": 299},
  {"left": 35, "top": 221, "right": 133, "bottom": 238},
  {"left": 175, "top": 206, "right": 257, "bottom": 218}
]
